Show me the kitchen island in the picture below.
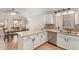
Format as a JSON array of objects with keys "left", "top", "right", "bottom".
[{"left": 17, "top": 29, "right": 79, "bottom": 50}]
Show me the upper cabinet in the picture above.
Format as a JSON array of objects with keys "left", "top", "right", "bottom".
[
  {"left": 75, "top": 12, "right": 79, "bottom": 24},
  {"left": 55, "top": 11, "right": 76, "bottom": 29},
  {"left": 63, "top": 13, "right": 75, "bottom": 28},
  {"left": 55, "top": 15, "right": 63, "bottom": 29},
  {"left": 44, "top": 14, "right": 55, "bottom": 24}
]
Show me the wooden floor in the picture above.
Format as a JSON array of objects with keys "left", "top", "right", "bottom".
[
  {"left": 0, "top": 35, "right": 63, "bottom": 50},
  {"left": 0, "top": 36, "right": 18, "bottom": 50},
  {"left": 36, "top": 43, "right": 63, "bottom": 50}
]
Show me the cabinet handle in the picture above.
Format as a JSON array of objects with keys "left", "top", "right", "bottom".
[
  {"left": 41, "top": 35, "right": 42, "bottom": 38},
  {"left": 64, "top": 38, "right": 66, "bottom": 41},
  {"left": 32, "top": 38, "right": 35, "bottom": 42},
  {"left": 67, "top": 39, "right": 68, "bottom": 42}
]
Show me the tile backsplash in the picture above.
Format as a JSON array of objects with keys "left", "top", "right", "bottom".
[{"left": 45, "top": 24, "right": 56, "bottom": 29}]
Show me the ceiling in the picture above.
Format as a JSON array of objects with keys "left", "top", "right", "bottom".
[{"left": 0, "top": 8, "right": 78, "bottom": 18}]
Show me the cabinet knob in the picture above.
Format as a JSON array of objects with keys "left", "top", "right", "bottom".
[{"left": 67, "top": 39, "right": 68, "bottom": 42}]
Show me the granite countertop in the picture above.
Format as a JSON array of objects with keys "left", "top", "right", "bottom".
[
  {"left": 17, "top": 30, "right": 46, "bottom": 37},
  {"left": 17, "top": 29, "right": 79, "bottom": 37},
  {"left": 57, "top": 31, "right": 79, "bottom": 37},
  {"left": 47, "top": 29, "right": 79, "bottom": 37},
  {"left": 17, "top": 29, "right": 58, "bottom": 37}
]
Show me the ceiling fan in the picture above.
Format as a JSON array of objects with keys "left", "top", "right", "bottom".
[
  {"left": 8, "top": 8, "right": 27, "bottom": 19},
  {"left": 6, "top": 8, "right": 21, "bottom": 15}
]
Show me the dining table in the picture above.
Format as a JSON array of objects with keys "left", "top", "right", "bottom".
[{"left": 4, "top": 28, "right": 29, "bottom": 43}]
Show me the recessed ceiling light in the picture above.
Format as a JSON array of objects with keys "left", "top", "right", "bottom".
[
  {"left": 10, "top": 12, "right": 16, "bottom": 15},
  {"left": 62, "top": 12, "right": 67, "bottom": 15},
  {"left": 56, "top": 13, "right": 61, "bottom": 16},
  {"left": 68, "top": 11, "right": 75, "bottom": 14}
]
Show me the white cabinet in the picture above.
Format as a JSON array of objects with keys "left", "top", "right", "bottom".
[
  {"left": 23, "top": 36, "right": 33, "bottom": 50},
  {"left": 44, "top": 14, "right": 54, "bottom": 24},
  {"left": 57, "top": 33, "right": 79, "bottom": 50},
  {"left": 75, "top": 12, "right": 79, "bottom": 24},
  {"left": 63, "top": 14, "right": 75, "bottom": 28},
  {"left": 33, "top": 34, "right": 41, "bottom": 48},
  {"left": 57, "top": 33, "right": 67, "bottom": 49},
  {"left": 67, "top": 35, "right": 79, "bottom": 50},
  {"left": 40, "top": 32, "right": 48, "bottom": 44},
  {"left": 33, "top": 32, "right": 48, "bottom": 48},
  {"left": 56, "top": 15, "right": 63, "bottom": 28},
  {"left": 18, "top": 35, "right": 33, "bottom": 50},
  {"left": 18, "top": 31, "right": 48, "bottom": 50}
]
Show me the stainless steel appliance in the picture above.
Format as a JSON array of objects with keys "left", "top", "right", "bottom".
[{"left": 47, "top": 31, "right": 57, "bottom": 45}]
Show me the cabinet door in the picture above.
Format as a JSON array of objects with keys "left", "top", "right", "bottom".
[
  {"left": 44, "top": 14, "right": 53, "bottom": 24},
  {"left": 33, "top": 34, "right": 41, "bottom": 48},
  {"left": 57, "top": 33, "right": 67, "bottom": 49},
  {"left": 40, "top": 32, "right": 48, "bottom": 44},
  {"left": 63, "top": 14, "right": 75, "bottom": 28},
  {"left": 56, "top": 15, "right": 63, "bottom": 28},
  {"left": 75, "top": 12, "right": 79, "bottom": 24},
  {"left": 68, "top": 36, "right": 79, "bottom": 50},
  {"left": 23, "top": 36, "right": 33, "bottom": 50}
]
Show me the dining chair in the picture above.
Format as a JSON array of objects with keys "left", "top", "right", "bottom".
[{"left": 3, "top": 28, "right": 9, "bottom": 43}]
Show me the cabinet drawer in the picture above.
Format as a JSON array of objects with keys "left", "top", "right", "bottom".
[
  {"left": 23, "top": 36, "right": 33, "bottom": 39},
  {"left": 57, "top": 34, "right": 66, "bottom": 38},
  {"left": 67, "top": 35, "right": 79, "bottom": 41}
]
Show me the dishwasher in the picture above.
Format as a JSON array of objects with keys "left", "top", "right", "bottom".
[{"left": 47, "top": 31, "right": 57, "bottom": 45}]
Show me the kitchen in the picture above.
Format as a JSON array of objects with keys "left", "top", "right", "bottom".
[{"left": 0, "top": 8, "right": 79, "bottom": 50}]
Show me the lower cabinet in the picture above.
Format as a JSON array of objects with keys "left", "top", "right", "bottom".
[
  {"left": 57, "top": 33, "right": 79, "bottom": 50},
  {"left": 67, "top": 36, "right": 79, "bottom": 50},
  {"left": 57, "top": 33, "right": 67, "bottom": 49},
  {"left": 33, "top": 34, "right": 41, "bottom": 48},
  {"left": 40, "top": 32, "right": 48, "bottom": 45},
  {"left": 18, "top": 31, "right": 48, "bottom": 50},
  {"left": 33, "top": 32, "right": 48, "bottom": 49},
  {"left": 23, "top": 36, "right": 34, "bottom": 50}
]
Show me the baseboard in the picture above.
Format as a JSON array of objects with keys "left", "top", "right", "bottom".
[
  {"left": 34, "top": 42, "right": 66, "bottom": 50},
  {"left": 34, "top": 41, "right": 48, "bottom": 50},
  {"left": 48, "top": 42, "right": 66, "bottom": 50}
]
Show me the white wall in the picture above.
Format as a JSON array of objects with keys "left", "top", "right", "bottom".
[
  {"left": 27, "top": 14, "right": 55, "bottom": 31},
  {"left": 27, "top": 15, "right": 45, "bottom": 31}
]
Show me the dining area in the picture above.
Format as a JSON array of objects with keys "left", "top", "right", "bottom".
[
  {"left": 0, "top": 25, "right": 28, "bottom": 50},
  {"left": 0, "top": 9, "right": 29, "bottom": 50},
  {"left": 0, "top": 25, "right": 21, "bottom": 49}
]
